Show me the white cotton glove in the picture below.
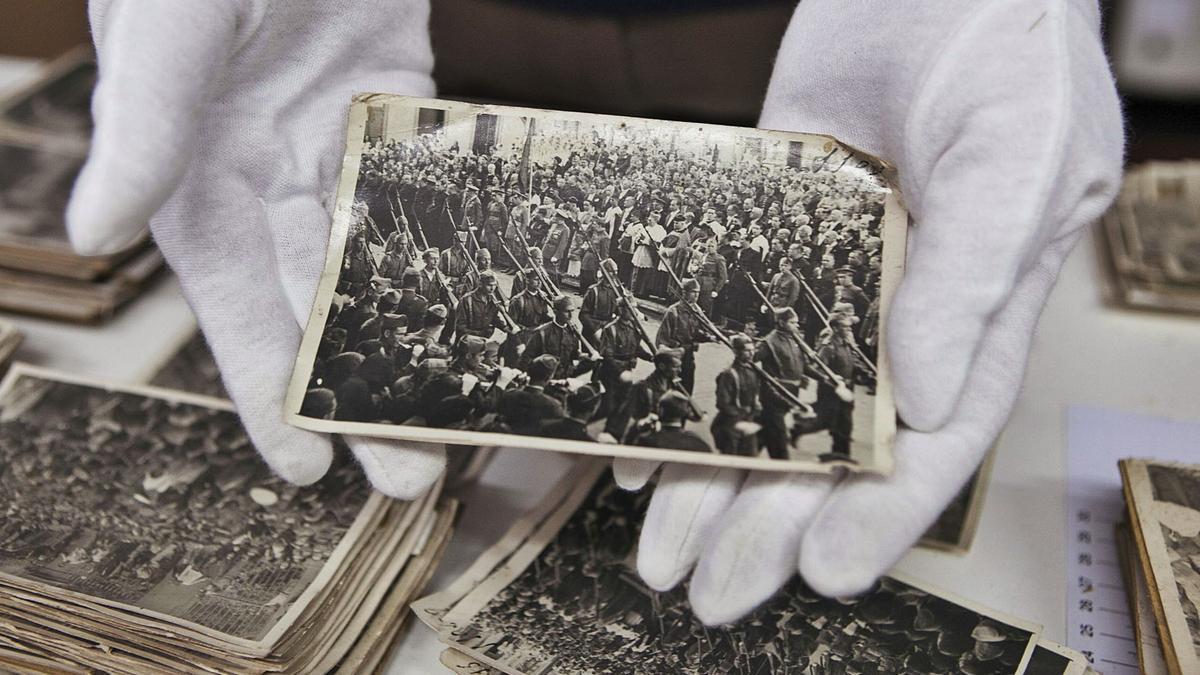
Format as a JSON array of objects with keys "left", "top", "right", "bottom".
[
  {"left": 615, "top": 0, "right": 1124, "bottom": 624},
  {"left": 67, "top": 0, "right": 446, "bottom": 499}
]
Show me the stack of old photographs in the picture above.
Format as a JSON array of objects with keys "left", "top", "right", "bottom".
[
  {"left": 414, "top": 459, "right": 1094, "bottom": 675},
  {"left": 1100, "top": 161, "right": 1200, "bottom": 314},
  {"left": 0, "top": 48, "right": 164, "bottom": 323},
  {"left": 0, "top": 361, "right": 457, "bottom": 674},
  {"left": 1117, "top": 459, "right": 1200, "bottom": 675}
]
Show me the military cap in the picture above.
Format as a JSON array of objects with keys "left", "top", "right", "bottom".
[
  {"left": 477, "top": 271, "right": 498, "bottom": 286},
  {"left": 474, "top": 248, "right": 491, "bottom": 263},
  {"left": 835, "top": 265, "right": 855, "bottom": 275},
  {"left": 680, "top": 278, "right": 700, "bottom": 293},
  {"left": 369, "top": 275, "right": 390, "bottom": 288},
  {"left": 457, "top": 334, "right": 488, "bottom": 357},
  {"left": 657, "top": 390, "right": 692, "bottom": 420},
  {"left": 381, "top": 313, "right": 407, "bottom": 332},
  {"left": 427, "top": 303, "right": 448, "bottom": 319},
  {"left": 567, "top": 385, "right": 601, "bottom": 414},
  {"left": 553, "top": 296, "right": 574, "bottom": 312},
  {"left": 774, "top": 307, "right": 799, "bottom": 323},
  {"left": 730, "top": 333, "right": 754, "bottom": 351},
  {"left": 528, "top": 354, "right": 560, "bottom": 381},
  {"left": 401, "top": 267, "right": 421, "bottom": 289},
  {"left": 380, "top": 289, "right": 401, "bottom": 306},
  {"left": 653, "top": 346, "right": 683, "bottom": 366}
]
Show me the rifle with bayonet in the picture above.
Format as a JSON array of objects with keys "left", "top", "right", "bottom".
[
  {"left": 647, "top": 235, "right": 813, "bottom": 415},
  {"left": 446, "top": 208, "right": 520, "bottom": 333},
  {"left": 744, "top": 269, "right": 854, "bottom": 402},
  {"left": 791, "top": 267, "right": 877, "bottom": 380}
]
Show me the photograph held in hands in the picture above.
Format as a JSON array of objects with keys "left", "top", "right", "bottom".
[{"left": 287, "top": 95, "right": 906, "bottom": 474}]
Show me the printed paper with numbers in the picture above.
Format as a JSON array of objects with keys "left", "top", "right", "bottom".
[{"left": 1065, "top": 405, "right": 1200, "bottom": 674}]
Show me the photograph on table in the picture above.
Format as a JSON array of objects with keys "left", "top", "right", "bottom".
[
  {"left": 288, "top": 95, "right": 906, "bottom": 474},
  {"left": 422, "top": 460, "right": 1041, "bottom": 675},
  {"left": 0, "top": 364, "right": 388, "bottom": 657},
  {"left": 1120, "top": 459, "right": 1200, "bottom": 675}
]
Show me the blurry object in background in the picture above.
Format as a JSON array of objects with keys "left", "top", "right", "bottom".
[
  {"left": 0, "top": 1, "right": 88, "bottom": 60},
  {"left": 0, "top": 49, "right": 163, "bottom": 322},
  {"left": 1120, "top": 459, "right": 1200, "bottom": 675},
  {"left": 0, "top": 320, "right": 21, "bottom": 369},
  {"left": 0, "top": 45, "right": 94, "bottom": 145},
  {"left": 1111, "top": 0, "right": 1200, "bottom": 99},
  {"left": 0, "top": 364, "right": 457, "bottom": 674},
  {"left": 0, "top": 137, "right": 150, "bottom": 280},
  {"left": 1100, "top": 161, "right": 1200, "bottom": 314},
  {"left": 430, "top": 0, "right": 793, "bottom": 124},
  {"left": 0, "top": 245, "right": 163, "bottom": 322}
]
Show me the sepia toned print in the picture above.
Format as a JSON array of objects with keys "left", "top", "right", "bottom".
[
  {"left": 288, "top": 95, "right": 905, "bottom": 475},
  {"left": 1122, "top": 459, "right": 1200, "bottom": 675},
  {"left": 424, "top": 460, "right": 1039, "bottom": 675},
  {"left": 0, "top": 364, "right": 384, "bottom": 652}
]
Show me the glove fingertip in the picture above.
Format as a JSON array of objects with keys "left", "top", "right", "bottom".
[
  {"left": 635, "top": 549, "right": 690, "bottom": 593},
  {"left": 258, "top": 432, "right": 334, "bottom": 487},
  {"left": 612, "top": 458, "right": 660, "bottom": 491},
  {"left": 797, "top": 541, "right": 881, "bottom": 599},
  {"left": 66, "top": 162, "right": 152, "bottom": 257},
  {"left": 348, "top": 436, "right": 446, "bottom": 500}
]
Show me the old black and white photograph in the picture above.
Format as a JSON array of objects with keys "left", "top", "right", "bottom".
[
  {"left": 0, "top": 364, "right": 384, "bottom": 650},
  {"left": 1124, "top": 459, "right": 1200, "bottom": 674},
  {"left": 434, "top": 466, "right": 1039, "bottom": 675},
  {"left": 288, "top": 96, "right": 905, "bottom": 474}
]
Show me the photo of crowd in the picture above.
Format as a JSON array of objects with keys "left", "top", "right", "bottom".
[
  {"left": 293, "top": 98, "right": 901, "bottom": 470},
  {"left": 0, "top": 371, "right": 375, "bottom": 642},
  {"left": 450, "top": 474, "right": 1037, "bottom": 675}
]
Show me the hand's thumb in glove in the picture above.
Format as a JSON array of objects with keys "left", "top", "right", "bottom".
[{"left": 68, "top": 0, "right": 244, "bottom": 255}]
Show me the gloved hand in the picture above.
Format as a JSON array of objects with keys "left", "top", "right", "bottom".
[
  {"left": 615, "top": 0, "right": 1124, "bottom": 624},
  {"left": 67, "top": 0, "right": 446, "bottom": 499}
]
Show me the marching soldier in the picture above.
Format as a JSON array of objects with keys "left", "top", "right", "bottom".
[
  {"left": 481, "top": 189, "right": 508, "bottom": 264},
  {"left": 759, "top": 256, "right": 802, "bottom": 331},
  {"left": 394, "top": 269, "right": 428, "bottom": 333},
  {"left": 458, "top": 248, "right": 495, "bottom": 297},
  {"left": 690, "top": 237, "right": 727, "bottom": 318},
  {"left": 614, "top": 347, "right": 685, "bottom": 444},
  {"left": 453, "top": 271, "right": 508, "bottom": 340},
  {"left": 596, "top": 303, "right": 653, "bottom": 424},
  {"left": 377, "top": 224, "right": 413, "bottom": 284},
  {"left": 811, "top": 303, "right": 860, "bottom": 461},
  {"left": 711, "top": 334, "right": 761, "bottom": 457},
  {"left": 655, "top": 278, "right": 705, "bottom": 393},
  {"left": 417, "top": 248, "right": 445, "bottom": 305},
  {"left": 541, "top": 211, "right": 572, "bottom": 287},
  {"left": 340, "top": 231, "right": 374, "bottom": 296},
  {"left": 579, "top": 258, "right": 619, "bottom": 340},
  {"left": 439, "top": 233, "right": 473, "bottom": 294},
  {"left": 505, "top": 272, "right": 551, "bottom": 363},
  {"left": 757, "top": 307, "right": 808, "bottom": 460},
  {"left": 520, "top": 296, "right": 595, "bottom": 380}
]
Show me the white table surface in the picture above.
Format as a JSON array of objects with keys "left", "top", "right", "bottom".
[{"left": 3, "top": 56, "right": 1199, "bottom": 673}]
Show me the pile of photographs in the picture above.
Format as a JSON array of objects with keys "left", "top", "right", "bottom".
[
  {"left": 0, "top": 357, "right": 457, "bottom": 674},
  {"left": 1100, "top": 161, "right": 1200, "bottom": 314},
  {"left": 414, "top": 459, "right": 1094, "bottom": 675},
  {"left": 0, "top": 48, "right": 163, "bottom": 323},
  {"left": 1117, "top": 459, "right": 1200, "bottom": 675}
]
